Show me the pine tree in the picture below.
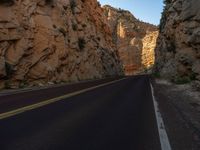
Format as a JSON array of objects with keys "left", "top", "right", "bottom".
[{"left": 159, "top": 0, "right": 171, "bottom": 31}]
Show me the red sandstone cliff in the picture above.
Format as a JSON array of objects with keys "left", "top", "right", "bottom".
[
  {"left": 0, "top": 0, "right": 123, "bottom": 89},
  {"left": 103, "top": 5, "right": 158, "bottom": 75}
]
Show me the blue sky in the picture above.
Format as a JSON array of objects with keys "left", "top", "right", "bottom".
[{"left": 98, "top": 0, "right": 164, "bottom": 25}]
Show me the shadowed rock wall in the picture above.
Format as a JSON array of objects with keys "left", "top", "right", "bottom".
[{"left": 155, "top": 0, "right": 200, "bottom": 82}]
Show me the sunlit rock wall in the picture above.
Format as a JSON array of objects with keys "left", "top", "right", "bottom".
[
  {"left": 0, "top": 0, "right": 123, "bottom": 89},
  {"left": 103, "top": 5, "right": 158, "bottom": 75}
]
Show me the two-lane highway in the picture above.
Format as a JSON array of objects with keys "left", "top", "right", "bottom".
[{"left": 0, "top": 76, "right": 164, "bottom": 150}]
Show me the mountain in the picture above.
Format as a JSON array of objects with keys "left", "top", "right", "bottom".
[
  {"left": 155, "top": 0, "right": 200, "bottom": 82},
  {"left": 0, "top": 0, "right": 122, "bottom": 88},
  {"left": 103, "top": 5, "right": 158, "bottom": 75}
]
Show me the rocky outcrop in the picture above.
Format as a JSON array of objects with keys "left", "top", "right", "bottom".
[
  {"left": 0, "top": 0, "right": 123, "bottom": 89},
  {"left": 103, "top": 5, "right": 158, "bottom": 75},
  {"left": 155, "top": 0, "right": 200, "bottom": 82}
]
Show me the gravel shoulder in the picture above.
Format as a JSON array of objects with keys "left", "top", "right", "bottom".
[{"left": 152, "top": 78, "right": 200, "bottom": 150}]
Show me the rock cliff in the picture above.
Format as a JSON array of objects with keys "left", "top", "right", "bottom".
[
  {"left": 103, "top": 5, "right": 158, "bottom": 75},
  {"left": 155, "top": 0, "right": 200, "bottom": 82},
  {"left": 0, "top": 0, "right": 122, "bottom": 89}
]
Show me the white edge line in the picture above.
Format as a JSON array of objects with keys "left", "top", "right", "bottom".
[
  {"left": 150, "top": 83, "right": 172, "bottom": 150},
  {"left": 0, "top": 78, "right": 126, "bottom": 120}
]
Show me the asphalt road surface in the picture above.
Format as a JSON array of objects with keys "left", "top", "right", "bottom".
[{"left": 0, "top": 76, "right": 162, "bottom": 150}]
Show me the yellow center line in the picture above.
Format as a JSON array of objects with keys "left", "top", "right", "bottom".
[{"left": 0, "top": 78, "right": 126, "bottom": 120}]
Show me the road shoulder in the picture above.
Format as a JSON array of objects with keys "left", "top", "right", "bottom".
[{"left": 152, "top": 78, "right": 200, "bottom": 150}]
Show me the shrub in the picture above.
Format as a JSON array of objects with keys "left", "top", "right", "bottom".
[
  {"left": 78, "top": 38, "right": 86, "bottom": 50},
  {"left": 189, "top": 72, "right": 196, "bottom": 81},
  {"left": 70, "top": 0, "right": 76, "bottom": 14},
  {"left": 45, "top": 0, "right": 53, "bottom": 4},
  {"left": 167, "top": 41, "right": 176, "bottom": 53},
  {"left": 53, "top": 24, "right": 57, "bottom": 28},
  {"left": 4, "top": 81, "right": 11, "bottom": 89},
  {"left": 173, "top": 76, "right": 191, "bottom": 84},
  {"left": 97, "top": 1, "right": 101, "bottom": 7},
  {"left": 19, "top": 80, "right": 28, "bottom": 88},
  {"left": 5, "top": 62, "right": 14, "bottom": 79},
  {"left": 97, "top": 37, "right": 101, "bottom": 41},
  {"left": 72, "top": 23, "right": 78, "bottom": 31},
  {"left": 159, "top": 9, "right": 167, "bottom": 31},
  {"left": 63, "top": 6, "right": 68, "bottom": 10},
  {"left": 45, "top": 0, "right": 54, "bottom": 7},
  {"left": 58, "top": 27, "right": 67, "bottom": 37},
  {"left": 152, "top": 72, "right": 161, "bottom": 78},
  {"left": 82, "top": 24, "right": 87, "bottom": 28},
  {"left": 159, "top": 0, "right": 173, "bottom": 31},
  {"left": 0, "top": 0, "right": 14, "bottom": 6}
]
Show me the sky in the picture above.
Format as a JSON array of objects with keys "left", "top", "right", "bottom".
[{"left": 98, "top": 0, "right": 164, "bottom": 25}]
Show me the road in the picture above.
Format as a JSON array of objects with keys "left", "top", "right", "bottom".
[{"left": 0, "top": 76, "right": 162, "bottom": 150}]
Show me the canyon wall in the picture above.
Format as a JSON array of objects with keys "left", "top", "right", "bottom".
[
  {"left": 103, "top": 5, "right": 158, "bottom": 75},
  {"left": 155, "top": 0, "right": 200, "bottom": 81},
  {"left": 0, "top": 0, "right": 123, "bottom": 89}
]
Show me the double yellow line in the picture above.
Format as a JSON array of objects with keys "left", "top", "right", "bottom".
[{"left": 0, "top": 78, "right": 126, "bottom": 120}]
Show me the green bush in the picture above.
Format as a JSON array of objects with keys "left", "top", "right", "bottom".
[
  {"left": 78, "top": 38, "right": 86, "bottom": 50},
  {"left": 45, "top": 0, "right": 54, "bottom": 5},
  {"left": 97, "top": 37, "right": 101, "bottom": 41},
  {"left": 0, "top": 0, "right": 14, "bottom": 6},
  {"left": 173, "top": 76, "right": 191, "bottom": 84},
  {"left": 190, "top": 73, "right": 196, "bottom": 81},
  {"left": 82, "top": 24, "right": 87, "bottom": 28},
  {"left": 63, "top": 6, "right": 68, "bottom": 10},
  {"left": 72, "top": 23, "right": 78, "bottom": 31},
  {"left": 152, "top": 72, "right": 161, "bottom": 78},
  {"left": 58, "top": 27, "right": 66, "bottom": 37},
  {"left": 70, "top": 0, "right": 76, "bottom": 14},
  {"left": 5, "top": 62, "right": 14, "bottom": 79},
  {"left": 159, "top": 0, "right": 173, "bottom": 31},
  {"left": 173, "top": 72, "right": 197, "bottom": 84},
  {"left": 4, "top": 81, "right": 11, "bottom": 89},
  {"left": 19, "top": 80, "right": 28, "bottom": 88},
  {"left": 159, "top": 9, "right": 167, "bottom": 31}
]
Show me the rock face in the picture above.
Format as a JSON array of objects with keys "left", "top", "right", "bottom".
[
  {"left": 103, "top": 5, "right": 158, "bottom": 75},
  {"left": 155, "top": 0, "right": 200, "bottom": 81},
  {"left": 0, "top": 0, "right": 122, "bottom": 88}
]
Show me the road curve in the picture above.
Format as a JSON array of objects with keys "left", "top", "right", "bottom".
[{"left": 0, "top": 76, "right": 161, "bottom": 150}]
